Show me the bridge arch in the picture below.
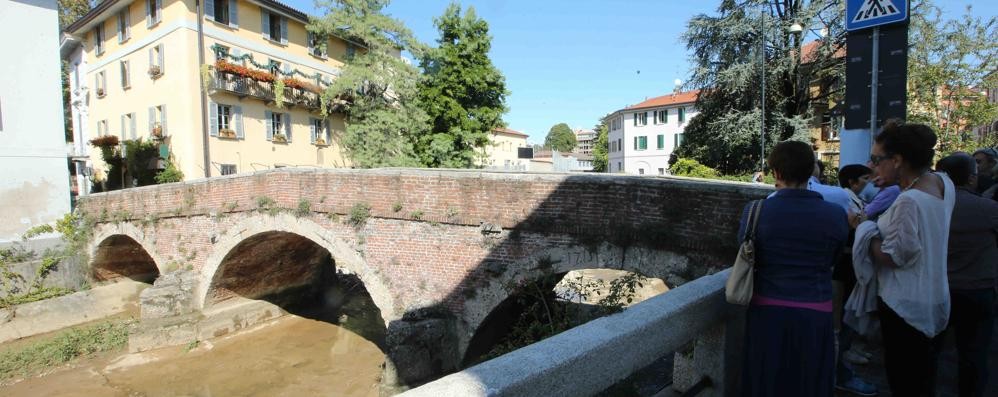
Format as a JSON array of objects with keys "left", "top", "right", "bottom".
[
  {"left": 89, "top": 223, "right": 164, "bottom": 282},
  {"left": 196, "top": 214, "right": 398, "bottom": 325},
  {"left": 457, "top": 242, "right": 695, "bottom": 363}
]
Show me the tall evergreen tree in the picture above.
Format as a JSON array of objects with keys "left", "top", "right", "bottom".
[
  {"left": 310, "top": 0, "right": 429, "bottom": 168},
  {"left": 544, "top": 123, "right": 576, "bottom": 152},
  {"left": 591, "top": 115, "right": 610, "bottom": 172},
  {"left": 675, "top": 0, "right": 845, "bottom": 174},
  {"left": 418, "top": 3, "right": 509, "bottom": 168}
]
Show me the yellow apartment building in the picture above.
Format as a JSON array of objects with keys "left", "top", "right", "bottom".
[
  {"left": 63, "top": 0, "right": 361, "bottom": 181},
  {"left": 480, "top": 128, "right": 530, "bottom": 171}
]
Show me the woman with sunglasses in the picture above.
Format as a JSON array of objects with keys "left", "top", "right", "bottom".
[{"left": 867, "top": 120, "right": 955, "bottom": 396}]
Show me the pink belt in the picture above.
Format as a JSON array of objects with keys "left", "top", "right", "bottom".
[{"left": 751, "top": 295, "right": 833, "bottom": 312}]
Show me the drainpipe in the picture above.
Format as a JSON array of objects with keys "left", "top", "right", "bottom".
[{"left": 196, "top": 0, "right": 212, "bottom": 178}]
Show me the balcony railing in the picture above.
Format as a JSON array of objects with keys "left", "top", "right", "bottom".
[{"left": 211, "top": 72, "right": 322, "bottom": 111}]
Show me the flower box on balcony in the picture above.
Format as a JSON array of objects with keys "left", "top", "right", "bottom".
[
  {"left": 272, "top": 133, "right": 288, "bottom": 143},
  {"left": 151, "top": 125, "right": 165, "bottom": 140},
  {"left": 148, "top": 65, "right": 162, "bottom": 78},
  {"left": 96, "top": 88, "right": 106, "bottom": 97},
  {"left": 218, "top": 129, "right": 237, "bottom": 139},
  {"left": 89, "top": 135, "right": 119, "bottom": 148}
]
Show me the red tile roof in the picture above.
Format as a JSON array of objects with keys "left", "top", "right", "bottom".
[
  {"left": 624, "top": 90, "right": 700, "bottom": 111},
  {"left": 493, "top": 127, "right": 529, "bottom": 138},
  {"left": 801, "top": 40, "right": 846, "bottom": 63}
]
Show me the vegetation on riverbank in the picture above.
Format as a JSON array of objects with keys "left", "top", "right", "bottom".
[{"left": 0, "top": 320, "right": 130, "bottom": 382}]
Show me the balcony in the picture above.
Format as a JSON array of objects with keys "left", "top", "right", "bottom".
[{"left": 211, "top": 71, "right": 322, "bottom": 111}]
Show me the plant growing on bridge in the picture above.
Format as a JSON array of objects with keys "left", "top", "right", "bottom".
[
  {"left": 392, "top": 201, "right": 403, "bottom": 213},
  {"left": 295, "top": 199, "right": 312, "bottom": 218},
  {"left": 348, "top": 202, "right": 371, "bottom": 227},
  {"left": 256, "top": 196, "right": 277, "bottom": 215},
  {"left": 409, "top": 210, "right": 424, "bottom": 221}
]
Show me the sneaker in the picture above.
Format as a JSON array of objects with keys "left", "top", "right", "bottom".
[
  {"left": 844, "top": 349, "right": 870, "bottom": 365},
  {"left": 836, "top": 376, "right": 878, "bottom": 396}
]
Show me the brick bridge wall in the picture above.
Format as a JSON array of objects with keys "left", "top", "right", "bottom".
[{"left": 76, "top": 168, "right": 770, "bottom": 387}]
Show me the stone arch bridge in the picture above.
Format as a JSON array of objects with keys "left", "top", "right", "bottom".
[{"left": 76, "top": 168, "right": 768, "bottom": 390}]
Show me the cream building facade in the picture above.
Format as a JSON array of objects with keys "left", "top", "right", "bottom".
[
  {"left": 64, "top": 0, "right": 359, "bottom": 181},
  {"left": 481, "top": 127, "right": 530, "bottom": 171},
  {"left": 607, "top": 90, "right": 699, "bottom": 175}
]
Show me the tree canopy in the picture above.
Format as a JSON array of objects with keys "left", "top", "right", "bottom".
[
  {"left": 544, "top": 123, "right": 576, "bottom": 152},
  {"left": 418, "top": 3, "right": 509, "bottom": 168},
  {"left": 591, "top": 116, "right": 609, "bottom": 172},
  {"left": 674, "top": 0, "right": 845, "bottom": 174}
]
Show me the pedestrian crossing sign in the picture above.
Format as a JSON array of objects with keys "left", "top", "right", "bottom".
[{"left": 846, "top": 0, "right": 908, "bottom": 31}]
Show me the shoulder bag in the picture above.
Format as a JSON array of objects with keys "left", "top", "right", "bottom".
[{"left": 725, "top": 199, "right": 763, "bottom": 305}]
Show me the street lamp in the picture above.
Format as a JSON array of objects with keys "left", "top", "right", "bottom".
[{"left": 759, "top": 11, "right": 805, "bottom": 172}]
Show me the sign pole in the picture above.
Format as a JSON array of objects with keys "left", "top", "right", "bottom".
[{"left": 869, "top": 26, "right": 880, "bottom": 139}]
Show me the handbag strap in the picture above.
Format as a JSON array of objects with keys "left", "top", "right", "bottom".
[{"left": 745, "top": 200, "right": 763, "bottom": 242}]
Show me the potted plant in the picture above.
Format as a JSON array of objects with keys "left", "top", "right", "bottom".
[
  {"left": 96, "top": 87, "right": 105, "bottom": 97},
  {"left": 314, "top": 137, "right": 327, "bottom": 146},
  {"left": 148, "top": 65, "right": 162, "bottom": 77},
  {"left": 219, "top": 128, "right": 237, "bottom": 139},
  {"left": 151, "top": 123, "right": 164, "bottom": 139},
  {"left": 272, "top": 133, "right": 288, "bottom": 143},
  {"left": 89, "top": 134, "right": 120, "bottom": 148}
]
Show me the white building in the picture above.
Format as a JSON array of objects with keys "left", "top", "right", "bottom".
[
  {"left": 60, "top": 33, "right": 92, "bottom": 198},
  {"left": 0, "top": 0, "right": 72, "bottom": 242},
  {"left": 573, "top": 129, "right": 595, "bottom": 155},
  {"left": 607, "top": 90, "right": 699, "bottom": 175}
]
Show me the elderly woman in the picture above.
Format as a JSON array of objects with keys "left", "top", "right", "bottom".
[
  {"left": 739, "top": 141, "right": 849, "bottom": 397},
  {"left": 868, "top": 121, "right": 955, "bottom": 396}
]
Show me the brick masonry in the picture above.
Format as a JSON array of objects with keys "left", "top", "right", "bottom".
[{"left": 77, "top": 168, "right": 770, "bottom": 367}]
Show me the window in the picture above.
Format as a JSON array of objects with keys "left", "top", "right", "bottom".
[
  {"left": 216, "top": 104, "right": 232, "bottom": 131},
  {"left": 120, "top": 61, "right": 130, "bottom": 89},
  {"left": 675, "top": 133, "right": 684, "bottom": 148},
  {"left": 308, "top": 32, "right": 327, "bottom": 58},
  {"left": 657, "top": 134, "right": 664, "bottom": 150},
  {"left": 149, "top": 43, "right": 164, "bottom": 76},
  {"left": 146, "top": 0, "right": 162, "bottom": 27},
  {"left": 634, "top": 136, "right": 647, "bottom": 150},
  {"left": 310, "top": 118, "right": 330, "bottom": 145},
  {"left": 149, "top": 105, "right": 167, "bottom": 136},
  {"left": 206, "top": 0, "right": 238, "bottom": 28},
  {"left": 656, "top": 109, "right": 667, "bottom": 124},
  {"left": 94, "top": 25, "right": 104, "bottom": 55},
  {"left": 96, "top": 71, "right": 107, "bottom": 97},
  {"left": 678, "top": 107, "right": 686, "bottom": 123},
  {"left": 117, "top": 9, "right": 130, "bottom": 43},
  {"left": 97, "top": 120, "right": 108, "bottom": 136},
  {"left": 638, "top": 168, "right": 645, "bottom": 175},
  {"left": 617, "top": 138, "right": 622, "bottom": 152},
  {"left": 262, "top": 10, "right": 287, "bottom": 44},
  {"left": 220, "top": 164, "right": 237, "bottom": 175},
  {"left": 269, "top": 59, "right": 281, "bottom": 74},
  {"left": 266, "top": 111, "right": 291, "bottom": 142},
  {"left": 121, "top": 113, "right": 136, "bottom": 139},
  {"left": 633, "top": 111, "right": 647, "bottom": 126},
  {"left": 617, "top": 162, "right": 622, "bottom": 172},
  {"left": 658, "top": 168, "right": 665, "bottom": 175}
]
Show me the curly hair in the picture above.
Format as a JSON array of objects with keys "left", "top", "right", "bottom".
[{"left": 875, "top": 119, "right": 937, "bottom": 170}]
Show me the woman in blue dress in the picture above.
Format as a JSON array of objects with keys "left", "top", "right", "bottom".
[{"left": 739, "top": 141, "right": 849, "bottom": 397}]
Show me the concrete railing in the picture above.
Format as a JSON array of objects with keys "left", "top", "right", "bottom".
[{"left": 401, "top": 269, "right": 743, "bottom": 397}]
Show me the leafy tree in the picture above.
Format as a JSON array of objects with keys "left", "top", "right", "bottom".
[
  {"left": 59, "top": 0, "right": 92, "bottom": 29},
  {"left": 60, "top": 0, "right": 93, "bottom": 142},
  {"left": 906, "top": 1, "right": 998, "bottom": 153},
  {"left": 591, "top": 115, "right": 610, "bottom": 172},
  {"left": 418, "top": 3, "right": 509, "bottom": 168},
  {"left": 544, "top": 123, "right": 576, "bottom": 152},
  {"left": 675, "top": 0, "right": 845, "bottom": 174},
  {"left": 310, "top": 0, "right": 429, "bottom": 168}
]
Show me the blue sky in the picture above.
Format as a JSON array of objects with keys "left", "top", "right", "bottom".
[{"left": 286, "top": 0, "right": 995, "bottom": 145}]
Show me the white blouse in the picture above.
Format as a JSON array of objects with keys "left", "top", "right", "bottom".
[{"left": 876, "top": 172, "right": 955, "bottom": 338}]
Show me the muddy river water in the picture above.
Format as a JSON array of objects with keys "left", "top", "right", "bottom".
[{"left": 3, "top": 314, "right": 385, "bottom": 397}]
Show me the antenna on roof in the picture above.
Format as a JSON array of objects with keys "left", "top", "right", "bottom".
[{"left": 674, "top": 79, "right": 683, "bottom": 93}]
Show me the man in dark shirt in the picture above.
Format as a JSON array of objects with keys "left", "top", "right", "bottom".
[{"left": 936, "top": 153, "right": 998, "bottom": 397}]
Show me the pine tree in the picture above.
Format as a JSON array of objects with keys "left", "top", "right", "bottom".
[
  {"left": 310, "top": 0, "right": 429, "bottom": 168},
  {"left": 418, "top": 3, "right": 509, "bottom": 168},
  {"left": 544, "top": 123, "right": 576, "bottom": 153},
  {"left": 675, "top": 0, "right": 845, "bottom": 174}
]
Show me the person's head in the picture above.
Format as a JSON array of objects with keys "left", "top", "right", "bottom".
[
  {"left": 768, "top": 141, "right": 814, "bottom": 188},
  {"left": 936, "top": 152, "right": 977, "bottom": 188},
  {"left": 972, "top": 148, "right": 998, "bottom": 177},
  {"left": 869, "top": 120, "right": 937, "bottom": 187},
  {"left": 838, "top": 164, "right": 873, "bottom": 194}
]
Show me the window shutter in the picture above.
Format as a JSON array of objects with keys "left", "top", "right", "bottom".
[
  {"left": 633, "top": 114, "right": 636, "bottom": 126},
  {"left": 125, "top": 11, "right": 131, "bottom": 40},
  {"left": 145, "top": 0, "right": 152, "bottom": 27},
  {"left": 265, "top": 110, "right": 273, "bottom": 140},
  {"left": 120, "top": 115, "right": 125, "bottom": 138},
  {"left": 130, "top": 113, "right": 137, "bottom": 139},
  {"left": 205, "top": 0, "right": 215, "bottom": 20},
  {"left": 148, "top": 107, "right": 154, "bottom": 134},
  {"left": 261, "top": 9, "right": 270, "bottom": 39},
  {"left": 156, "top": 44, "right": 165, "bottom": 74},
  {"left": 234, "top": 106, "right": 243, "bottom": 139},
  {"left": 155, "top": 0, "right": 162, "bottom": 23},
  {"left": 161, "top": 105, "right": 167, "bottom": 134},
  {"left": 148, "top": 47, "right": 153, "bottom": 70},
  {"left": 280, "top": 17, "right": 288, "bottom": 44},
  {"left": 307, "top": 32, "right": 314, "bottom": 55},
  {"left": 209, "top": 102, "right": 218, "bottom": 137},
  {"left": 309, "top": 118, "right": 316, "bottom": 143},
  {"left": 633, "top": 136, "right": 637, "bottom": 150},
  {"left": 657, "top": 134, "right": 664, "bottom": 149},
  {"left": 284, "top": 113, "right": 291, "bottom": 142},
  {"left": 117, "top": 14, "right": 123, "bottom": 43},
  {"left": 229, "top": 0, "right": 238, "bottom": 28}
]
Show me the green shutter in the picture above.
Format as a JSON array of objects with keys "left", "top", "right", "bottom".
[
  {"left": 657, "top": 135, "right": 664, "bottom": 149},
  {"left": 633, "top": 136, "right": 638, "bottom": 150},
  {"left": 229, "top": 0, "right": 239, "bottom": 28},
  {"left": 679, "top": 108, "right": 685, "bottom": 122}
]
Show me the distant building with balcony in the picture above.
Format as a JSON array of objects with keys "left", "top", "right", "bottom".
[
  {"left": 607, "top": 90, "right": 699, "bottom": 175},
  {"left": 573, "top": 129, "right": 595, "bottom": 155},
  {"left": 61, "top": 0, "right": 364, "bottom": 182},
  {"left": 481, "top": 127, "right": 530, "bottom": 171},
  {"left": 0, "top": 0, "right": 72, "bottom": 242}
]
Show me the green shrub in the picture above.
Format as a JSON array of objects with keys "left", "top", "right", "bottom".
[
  {"left": 0, "top": 321, "right": 130, "bottom": 381},
  {"left": 154, "top": 160, "right": 184, "bottom": 184},
  {"left": 349, "top": 203, "right": 371, "bottom": 227},
  {"left": 670, "top": 158, "right": 721, "bottom": 179}
]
